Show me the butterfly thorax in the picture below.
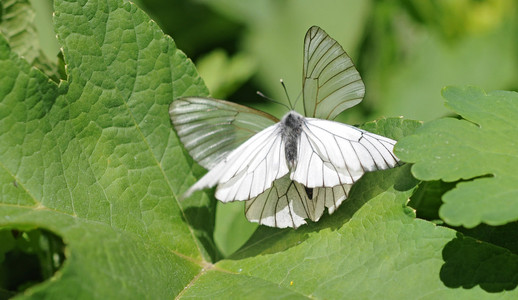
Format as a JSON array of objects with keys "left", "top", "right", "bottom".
[{"left": 280, "top": 111, "right": 304, "bottom": 169}]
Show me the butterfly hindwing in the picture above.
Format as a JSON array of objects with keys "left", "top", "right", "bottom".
[
  {"left": 244, "top": 177, "right": 353, "bottom": 228},
  {"left": 303, "top": 26, "right": 365, "bottom": 120},
  {"left": 245, "top": 175, "right": 325, "bottom": 229},
  {"left": 314, "top": 184, "right": 352, "bottom": 215}
]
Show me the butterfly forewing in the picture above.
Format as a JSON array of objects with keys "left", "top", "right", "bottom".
[
  {"left": 290, "top": 118, "right": 399, "bottom": 188},
  {"left": 184, "top": 122, "right": 290, "bottom": 201},
  {"left": 170, "top": 97, "right": 279, "bottom": 169},
  {"left": 303, "top": 26, "right": 365, "bottom": 120}
]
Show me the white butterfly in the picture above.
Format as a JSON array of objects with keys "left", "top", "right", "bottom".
[{"left": 170, "top": 26, "right": 400, "bottom": 228}]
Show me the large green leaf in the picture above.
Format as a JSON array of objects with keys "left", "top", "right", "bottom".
[
  {"left": 1, "top": 0, "right": 210, "bottom": 297},
  {"left": 2, "top": 0, "right": 518, "bottom": 298},
  {"left": 396, "top": 86, "right": 518, "bottom": 228}
]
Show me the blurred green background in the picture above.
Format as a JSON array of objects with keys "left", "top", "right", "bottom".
[{"left": 27, "top": 0, "right": 518, "bottom": 256}]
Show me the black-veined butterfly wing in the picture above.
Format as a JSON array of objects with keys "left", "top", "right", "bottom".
[
  {"left": 170, "top": 97, "right": 279, "bottom": 169},
  {"left": 303, "top": 26, "right": 365, "bottom": 120}
]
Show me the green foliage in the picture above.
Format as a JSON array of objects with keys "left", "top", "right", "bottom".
[
  {"left": 357, "top": 0, "right": 517, "bottom": 123},
  {"left": 0, "top": 229, "right": 65, "bottom": 295},
  {"left": 0, "top": 0, "right": 60, "bottom": 81},
  {"left": 187, "top": 0, "right": 518, "bottom": 123},
  {"left": 214, "top": 200, "right": 258, "bottom": 257},
  {"left": 396, "top": 86, "right": 518, "bottom": 228},
  {"left": 0, "top": 0, "right": 40, "bottom": 63},
  {"left": 2, "top": 0, "right": 518, "bottom": 299},
  {"left": 395, "top": 86, "right": 518, "bottom": 297},
  {"left": 196, "top": 49, "right": 256, "bottom": 99}
]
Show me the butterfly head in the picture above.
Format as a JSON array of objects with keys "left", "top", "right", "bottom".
[{"left": 281, "top": 111, "right": 304, "bottom": 127}]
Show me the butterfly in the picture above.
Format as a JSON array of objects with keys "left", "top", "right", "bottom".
[{"left": 169, "top": 26, "right": 400, "bottom": 229}]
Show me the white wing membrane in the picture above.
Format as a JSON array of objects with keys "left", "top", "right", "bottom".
[
  {"left": 245, "top": 175, "right": 325, "bottom": 229},
  {"left": 314, "top": 184, "right": 352, "bottom": 215},
  {"left": 303, "top": 26, "right": 365, "bottom": 120},
  {"left": 185, "top": 123, "right": 290, "bottom": 202},
  {"left": 291, "top": 118, "right": 399, "bottom": 188},
  {"left": 170, "top": 97, "right": 278, "bottom": 169}
]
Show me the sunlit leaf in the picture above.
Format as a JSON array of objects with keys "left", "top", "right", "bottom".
[{"left": 396, "top": 86, "right": 518, "bottom": 228}]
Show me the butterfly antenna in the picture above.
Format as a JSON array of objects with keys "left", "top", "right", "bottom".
[
  {"left": 256, "top": 91, "right": 290, "bottom": 110},
  {"left": 280, "top": 79, "right": 294, "bottom": 110}
]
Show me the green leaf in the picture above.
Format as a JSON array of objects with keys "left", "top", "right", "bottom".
[
  {"left": 396, "top": 86, "right": 518, "bottom": 228},
  {"left": 458, "top": 222, "right": 518, "bottom": 254},
  {"left": 214, "top": 200, "right": 258, "bottom": 258},
  {"left": 191, "top": 118, "right": 518, "bottom": 298},
  {"left": 360, "top": 116, "right": 423, "bottom": 140},
  {"left": 1, "top": 0, "right": 211, "bottom": 296}
]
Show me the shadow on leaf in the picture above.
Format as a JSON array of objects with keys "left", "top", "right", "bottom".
[
  {"left": 440, "top": 232, "right": 518, "bottom": 292},
  {"left": 457, "top": 222, "right": 518, "bottom": 254},
  {"left": 183, "top": 205, "right": 222, "bottom": 262},
  {"left": 323, "top": 163, "right": 418, "bottom": 231}
]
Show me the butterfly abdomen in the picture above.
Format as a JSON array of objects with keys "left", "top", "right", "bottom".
[{"left": 281, "top": 111, "right": 304, "bottom": 169}]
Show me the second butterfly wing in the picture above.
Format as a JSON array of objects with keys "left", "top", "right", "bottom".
[{"left": 303, "top": 26, "right": 365, "bottom": 120}]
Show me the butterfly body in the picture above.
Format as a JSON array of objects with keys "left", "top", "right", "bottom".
[
  {"left": 280, "top": 111, "right": 304, "bottom": 169},
  {"left": 170, "top": 26, "right": 401, "bottom": 228}
]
